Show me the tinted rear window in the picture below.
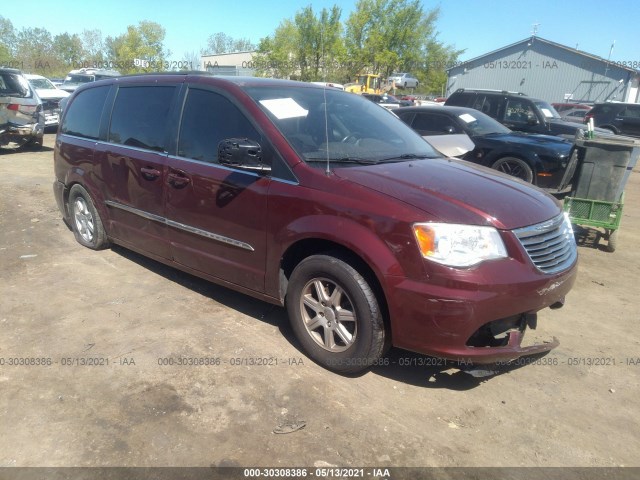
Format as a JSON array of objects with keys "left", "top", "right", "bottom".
[
  {"left": 60, "top": 85, "right": 110, "bottom": 139},
  {"left": 445, "top": 92, "right": 473, "bottom": 107},
  {"left": 108, "top": 86, "right": 176, "bottom": 152},
  {"left": 0, "top": 72, "right": 31, "bottom": 97}
]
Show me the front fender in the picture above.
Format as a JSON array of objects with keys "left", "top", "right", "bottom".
[{"left": 265, "top": 214, "right": 409, "bottom": 301}]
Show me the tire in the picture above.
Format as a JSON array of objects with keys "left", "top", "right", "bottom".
[
  {"left": 606, "top": 229, "right": 618, "bottom": 252},
  {"left": 286, "top": 254, "right": 386, "bottom": 373},
  {"left": 68, "top": 184, "right": 110, "bottom": 250},
  {"left": 23, "top": 136, "right": 43, "bottom": 151},
  {"left": 491, "top": 157, "right": 534, "bottom": 183}
]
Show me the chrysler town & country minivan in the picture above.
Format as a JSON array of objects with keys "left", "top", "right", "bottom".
[{"left": 54, "top": 74, "right": 577, "bottom": 373}]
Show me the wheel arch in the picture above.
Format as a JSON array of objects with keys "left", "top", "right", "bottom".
[
  {"left": 276, "top": 223, "right": 405, "bottom": 347},
  {"left": 488, "top": 152, "right": 539, "bottom": 183}
]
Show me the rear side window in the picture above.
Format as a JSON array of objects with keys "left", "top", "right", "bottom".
[
  {"left": 177, "top": 88, "right": 260, "bottom": 163},
  {"left": 412, "top": 114, "right": 461, "bottom": 135},
  {"left": 108, "top": 86, "right": 176, "bottom": 152},
  {"left": 60, "top": 85, "right": 110, "bottom": 139},
  {"left": 446, "top": 92, "right": 472, "bottom": 107},
  {"left": 620, "top": 106, "right": 640, "bottom": 119}
]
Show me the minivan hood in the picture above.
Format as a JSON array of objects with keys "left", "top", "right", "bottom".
[{"left": 333, "top": 158, "right": 561, "bottom": 230}]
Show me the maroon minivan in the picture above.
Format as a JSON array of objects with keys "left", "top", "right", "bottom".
[{"left": 53, "top": 74, "right": 578, "bottom": 373}]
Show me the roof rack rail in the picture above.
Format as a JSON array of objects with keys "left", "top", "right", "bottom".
[{"left": 454, "top": 88, "right": 527, "bottom": 96}]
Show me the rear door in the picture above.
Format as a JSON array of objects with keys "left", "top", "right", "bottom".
[
  {"left": 617, "top": 105, "right": 640, "bottom": 137},
  {"left": 165, "top": 86, "right": 271, "bottom": 293},
  {"left": 97, "top": 84, "right": 179, "bottom": 259}
]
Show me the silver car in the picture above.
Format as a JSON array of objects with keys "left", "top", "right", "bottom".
[
  {"left": 24, "top": 73, "right": 69, "bottom": 128},
  {"left": 0, "top": 68, "right": 45, "bottom": 150},
  {"left": 387, "top": 72, "right": 419, "bottom": 89}
]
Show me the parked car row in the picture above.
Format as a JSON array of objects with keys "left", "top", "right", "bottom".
[{"left": 395, "top": 106, "right": 574, "bottom": 191}]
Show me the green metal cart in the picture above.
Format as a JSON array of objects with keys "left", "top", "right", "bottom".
[
  {"left": 563, "top": 193, "right": 624, "bottom": 252},
  {"left": 562, "top": 134, "right": 639, "bottom": 253}
]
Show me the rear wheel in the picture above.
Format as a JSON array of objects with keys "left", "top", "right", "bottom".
[
  {"left": 491, "top": 157, "right": 534, "bottom": 183},
  {"left": 286, "top": 254, "right": 386, "bottom": 373},
  {"left": 68, "top": 184, "right": 110, "bottom": 250},
  {"left": 606, "top": 229, "right": 618, "bottom": 252}
]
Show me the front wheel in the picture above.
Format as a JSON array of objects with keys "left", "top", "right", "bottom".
[
  {"left": 286, "top": 254, "right": 386, "bottom": 373},
  {"left": 491, "top": 157, "right": 534, "bottom": 183}
]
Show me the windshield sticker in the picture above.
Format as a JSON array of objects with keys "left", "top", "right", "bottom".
[
  {"left": 541, "top": 108, "right": 554, "bottom": 118},
  {"left": 259, "top": 98, "right": 309, "bottom": 120},
  {"left": 458, "top": 113, "right": 477, "bottom": 123}
]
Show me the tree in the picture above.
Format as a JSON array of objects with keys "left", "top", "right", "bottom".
[
  {"left": 0, "top": 16, "right": 16, "bottom": 64},
  {"left": 81, "top": 29, "right": 106, "bottom": 63},
  {"left": 344, "top": 0, "right": 463, "bottom": 92},
  {"left": 254, "top": 20, "right": 299, "bottom": 79},
  {"left": 423, "top": 39, "right": 465, "bottom": 96},
  {"left": 52, "top": 33, "right": 84, "bottom": 67},
  {"left": 106, "top": 21, "right": 169, "bottom": 73},
  {"left": 202, "top": 32, "right": 255, "bottom": 55},
  {"left": 14, "top": 27, "right": 55, "bottom": 74},
  {"left": 181, "top": 50, "right": 201, "bottom": 71},
  {"left": 254, "top": 5, "right": 346, "bottom": 82}
]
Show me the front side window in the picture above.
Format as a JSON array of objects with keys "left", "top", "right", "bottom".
[
  {"left": 412, "top": 114, "right": 461, "bottom": 135},
  {"left": 60, "top": 85, "right": 110, "bottom": 139},
  {"left": 504, "top": 99, "right": 537, "bottom": 123},
  {"left": 178, "top": 88, "right": 261, "bottom": 163},
  {"left": 108, "top": 86, "right": 175, "bottom": 151}
]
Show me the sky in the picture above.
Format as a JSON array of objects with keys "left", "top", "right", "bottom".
[{"left": 4, "top": 0, "right": 639, "bottom": 66}]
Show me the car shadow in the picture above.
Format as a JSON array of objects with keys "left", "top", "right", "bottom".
[{"left": 111, "top": 245, "right": 541, "bottom": 390}]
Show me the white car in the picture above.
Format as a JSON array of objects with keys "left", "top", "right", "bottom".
[
  {"left": 310, "top": 81, "right": 345, "bottom": 91},
  {"left": 387, "top": 72, "right": 419, "bottom": 89},
  {"left": 24, "top": 74, "right": 69, "bottom": 127}
]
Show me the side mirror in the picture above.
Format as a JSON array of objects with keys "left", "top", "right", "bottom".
[
  {"left": 218, "top": 138, "right": 270, "bottom": 172},
  {"left": 527, "top": 114, "right": 540, "bottom": 125},
  {"left": 444, "top": 126, "right": 456, "bottom": 134}
]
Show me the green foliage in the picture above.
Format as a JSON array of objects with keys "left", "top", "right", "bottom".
[
  {"left": 203, "top": 32, "right": 256, "bottom": 55},
  {"left": 254, "top": 5, "right": 347, "bottom": 82},
  {"left": 107, "top": 21, "right": 169, "bottom": 74},
  {"left": 253, "top": 1, "right": 462, "bottom": 93}
]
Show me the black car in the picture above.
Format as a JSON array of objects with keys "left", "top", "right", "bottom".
[
  {"left": 395, "top": 105, "right": 575, "bottom": 190},
  {"left": 361, "top": 93, "right": 412, "bottom": 109},
  {"left": 445, "top": 88, "right": 606, "bottom": 138},
  {"left": 584, "top": 102, "right": 640, "bottom": 137}
]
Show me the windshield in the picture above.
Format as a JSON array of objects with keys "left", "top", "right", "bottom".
[
  {"left": 0, "top": 73, "right": 32, "bottom": 98},
  {"left": 245, "top": 86, "right": 441, "bottom": 166},
  {"left": 64, "top": 74, "right": 94, "bottom": 84},
  {"left": 457, "top": 110, "right": 511, "bottom": 136},
  {"left": 534, "top": 100, "right": 562, "bottom": 119},
  {"left": 28, "top": 77, "right": 56, "bottom": 89}
]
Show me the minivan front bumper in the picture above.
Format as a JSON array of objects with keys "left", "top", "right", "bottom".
[{"left": 385, "top": 255, "right": 577, "bottom": 364}]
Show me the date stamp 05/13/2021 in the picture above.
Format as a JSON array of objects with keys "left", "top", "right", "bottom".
[{"left": 0, "top": 355, "right": 639, "bottom": 369}]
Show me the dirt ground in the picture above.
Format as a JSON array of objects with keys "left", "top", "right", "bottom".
[{"left": 1, "top": 134, "right": 639, "bottom": 470}]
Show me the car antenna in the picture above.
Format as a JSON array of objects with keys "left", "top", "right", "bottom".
[{"left": 320, "top": 29, "right": 331, "bottom": 176}]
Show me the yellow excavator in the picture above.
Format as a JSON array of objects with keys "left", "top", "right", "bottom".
[{"left": 344, "top": 73, "right": 391, "bottom": 94}]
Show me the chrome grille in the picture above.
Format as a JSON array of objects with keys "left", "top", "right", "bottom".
[{"left": 513, "top": 214, "right": 577, "bottom": 274}]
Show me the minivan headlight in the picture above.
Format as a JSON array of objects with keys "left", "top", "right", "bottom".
[{"left": 412, "top": 223, "right": 507, "bottom": 267}]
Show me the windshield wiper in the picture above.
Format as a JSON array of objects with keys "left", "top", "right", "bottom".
[
  {"left": 378, "top": 153, "right": 439, "bottom": 162},
  {"left": 305, "top": 155, "right": 378, "bottom": 165}
]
